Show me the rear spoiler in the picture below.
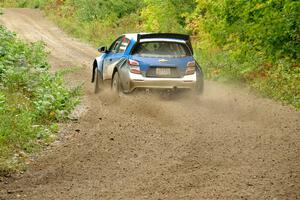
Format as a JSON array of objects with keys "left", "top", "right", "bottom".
[{"left": 136, "top": 33, "right": 193, "bottom": 54}]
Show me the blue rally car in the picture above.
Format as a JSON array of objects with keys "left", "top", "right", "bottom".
[{"left": 91, "top": 33, "right": 204, "bottom": 94}]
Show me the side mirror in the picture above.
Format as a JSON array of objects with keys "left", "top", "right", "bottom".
[{"left": 98, "top": 46, "right": 107, "bottom": 53}]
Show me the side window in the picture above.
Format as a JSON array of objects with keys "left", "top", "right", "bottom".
[
  {"left": 118, "top": 37, "right": 130, "bottom": 53},
  {"left": 108, "top": 36, "right": 130, "bottom": 53},
  {"left": 109, "top": 37, "right": 122, "bottom": 53}
]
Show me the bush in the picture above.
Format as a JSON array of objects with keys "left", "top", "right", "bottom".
[
  {"left": 190, "top": 0, "right": 300, "bottom": 108},
  {"left": 0, "top": 25, "right": 80, "bottom": 173}
]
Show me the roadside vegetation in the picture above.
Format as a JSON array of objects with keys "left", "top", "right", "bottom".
[
  {"left": 0, "top": 24, "right": 80, "bottom": 173},
  {"left": 2, "top": 0, "right": 299, "bottom": 108}
]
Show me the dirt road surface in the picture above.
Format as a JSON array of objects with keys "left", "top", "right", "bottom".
[{"left": 0, "top": 8, "right": 300, "bottom": 200}]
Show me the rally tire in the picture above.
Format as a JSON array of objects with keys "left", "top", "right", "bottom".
[{"left": 94, "top": 70, "right": 102, "bottom": 94}]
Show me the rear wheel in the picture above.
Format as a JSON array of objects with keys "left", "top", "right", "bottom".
[
  {"left": 94, "top": 70, "right": 102, "bottom": 94},
  {"left": 195, "top": 69, "right": 204, "bottom": 95},
  {"left": 111, "top": 71, "right": 121, "bottom": 95}
]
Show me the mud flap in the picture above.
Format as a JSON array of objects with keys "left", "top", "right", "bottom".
[
  {"left": 195, "top": 62, "right": 204, "bottom": 94},
  {"left": 91, "top": 61, "right": 97, "bottom": 83}
]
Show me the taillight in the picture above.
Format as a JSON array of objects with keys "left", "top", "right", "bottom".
[
  {"left": 128, "top": 59, "right": 141, "bottom": 74},
  {"left": 128, "top": 59, "right": 139, "bottom": 66},
  {"left": 185, "top": 61, "right": 196, "bottom": 75}
]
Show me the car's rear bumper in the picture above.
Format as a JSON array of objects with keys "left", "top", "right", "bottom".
[{"left": 128, "top": 72, "right": 197, "bottom": 92}]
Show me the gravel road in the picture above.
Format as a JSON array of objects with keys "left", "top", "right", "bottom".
[{"left": 0, "top": 8, "right": 299, "bottom": 200}]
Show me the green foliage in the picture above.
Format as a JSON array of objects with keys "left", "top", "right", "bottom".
[
  {"left": 191, "top": 0, "right": 300, "bottom": 108},
  {"left": 141, "top": 0, "right": 182, "bottom": 32},
  {"left": 253, "top": 60, "right": 300, "bottom": 108},
  {"left": 0, "top": 25, "right": 80, "bottom": 172},
  {"left": 71, "top": 0, "right": 142, "bottom": 22},
  {"left": 0, "top": 0, "right": 17, "bottom": 7},
  {"left": 141, "top": 0, "right": 196, "bottom": 33},
  {"left": 195, "top": 0, "right": 300, "bottom": 60}
]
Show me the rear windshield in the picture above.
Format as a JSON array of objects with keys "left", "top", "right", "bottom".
[{"left": 132, "top": 42, "right": 191, "bottom": 58}]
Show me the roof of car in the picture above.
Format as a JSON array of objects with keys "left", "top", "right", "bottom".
[
  {"left": 123, "top": 33, "right": 193, "bottom": 54},
  {"left": 123, "top": 33, "right": 148, "bottom": 40},
  {"left": 124, "top": 33, "right": 190, "bottom": 42}
]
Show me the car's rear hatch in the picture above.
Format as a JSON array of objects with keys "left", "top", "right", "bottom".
[{"left": 130, "top": 40, "right": 194, "bottom": 78}]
